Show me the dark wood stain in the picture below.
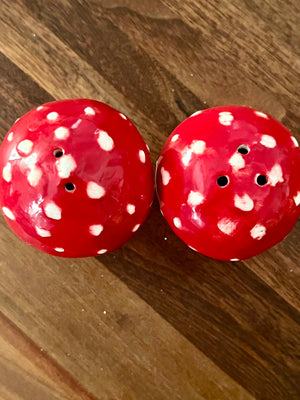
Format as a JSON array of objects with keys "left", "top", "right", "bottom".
[{"left": 0, "top": 1, "right": 299, "bottom": 399}]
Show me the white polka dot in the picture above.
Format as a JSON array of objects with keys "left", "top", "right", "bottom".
[
  {"left": 260, "top": 135, "right": 277, "bottom": 148},
  {"left": 181, "top": 149, "right": 192, "bottom": 166},
  {"left": 97, "top": 130, "right": 114, "bottom": 151},
  {"left": 173, "top": 217, "right": 182, "bottom": 229},
  {"left": 234, "top": 194, "right": 254, "bottom": 212},
  {"left": 24, "top": 153, "right": 38, "bottom": 169},
  {"left": 190, "top": 110, "right": 202, "bottom": 117},
  {"left": 3, "top": 163, "right": 12, "bottom": 183},
  {"left": 230, "top": 258, "right": 240, "bottom": 262},
  {"left": 17, "top": 140, "right": 33, "bottom": 156},
  {"left": 139, "top": 150, "right": 146, "bottom": 163},
  {"left": 84, "top": 107, "right": 95, "bottom": 116},
  {"left": 219, "top": 112, "right": 234, "bottom": 126},
  {"left": 89, "top": 224, "right": 104, "bottom": 236},
  {"left": 55, "top": 127, "right": 70, "bottom": 140},
  {"left": 27, "top": 166, "right": 42, "bottom": 187},
  {"left": 47, "top": 112, "right": 59, "bottom": 122},
  {"left": 132, "top": 224, "right": 140, "bottom": 232},
  {"left": 37, "top": 106, "right": 44, "bottom": 111},
  {"left": 268, "top": 164, "right": 284, "bottom": 186},
  {"left": 187, "top": 191, "right": 205, "bottom": 207},
  {"left": 2, "top": 207, "right": 15, "bottom": 220},
  {"left": 71, "top": 119, "right": 82, "bottom": 129},
  {"left": 190, "top": 140, "right": 206, "bottom": 154},
  {"left": 217, "top": 218, "right": 237, "bottom": 236},
  {"left": 97, "top": 249, "right": 107, "bottom": 255},
  {"left": 291, "top": 136, "right": 299, "bottom": 147},
  {"left": 120, "top": 113, "right": 127, "bottom": 120},
  {"left": 7, "top": 132, "right": 14, "bottom": 141},
  {"left": 87, "top": 181, "right": 106, "bottom": 199},
  {"left": 171, "top": 134, "right": 179, "bottom": 142},
  {"left": 8, "top": 148, "right": 21, "bottom": 162},
  {"left": 250, "top": 224, "right": 266, "bottom": 240},
  {"left": 55, "top": 247, "right": 64, "bottom": 253},
  {"left": 161, "top": 167, "right": 171, "bottom": 186},
  {"left": 294, "top": 191, "right": 300, "bottom": 206},
  {"left": 181, "top": 140, "right": 206, "bottom": 167},
  {"left": 254, "top": 111, "right": 268, "bottom": 119},
  {"left": 126, "top": 204, "right": 136, "bottom": 215},
  {"left": 44, "top": 202, "right": 62, "bottom": 220},
  {"left": 35, "top": 226, "right": 51, "bottom": 237},
  {"left": 56, "top": 154, "right": 77, "bottom": 179},
  {"left": 229, "top": 153, "right": 245, "bottom": 171}
]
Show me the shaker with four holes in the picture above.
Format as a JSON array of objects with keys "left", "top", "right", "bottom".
[{"left": 156, "top": 106, "right": 300, "bottom": 261}]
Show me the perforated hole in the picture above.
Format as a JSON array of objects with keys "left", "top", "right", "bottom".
[
  {"left": 237, "top": 145, "right": 250, "bottom": 155},
  {"left": 65, "top": 182, "right": 76, "bottom": 192},
  {"left": 217, "top": 175, "right": 229, "bottom": 187},
  {"left": 53, "top": 148, "right": 64, "bottom": 158},
  {"left": 256, "top": 174, "right": 268, "bottom": 186}
]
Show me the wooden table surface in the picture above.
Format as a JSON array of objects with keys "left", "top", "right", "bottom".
[{"left": 0, "top": 1, "right": 299, "bottom": 399}]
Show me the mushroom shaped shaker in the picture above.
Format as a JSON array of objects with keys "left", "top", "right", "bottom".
[
  {"left": 0, "top": 99, "right": 154, "bottom": 257},
  {"left": 156, "top": 106, "right": 300, "bottom": 261}
]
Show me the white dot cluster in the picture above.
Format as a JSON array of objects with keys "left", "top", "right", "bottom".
[
  {"left": 55, "top": 127, "right": 70, "bottom": 140},
  {"left": 187, "top": 191, "right": 204, "bottom": 207},
  {"left": 56, "top": 154, "right": 77, "bottom": 179},
  {"left": 87, "top": 181, "right": 106, "bottom": 199},
  {"left": 89, "top": 224, "right": 104, "bottom": 236},
  {"left": 97, "top": 130, "right": 114, "bottom": 151},
  {"left": 260, "top": 135, "right": 276, "bottom": 148},
  {"left": 44, "top": 201, "right": 62, "bottom": 220},
  {"left": 217, "top": 218, "right": 237, "bottom": 236},
  {"left": 250, "top": 224, "right": 266, "bottom": 240},
  {"left": 218, "top": 111, "right": 234, "bottom": 126},
  {"left": 84, "top": 107, "right": 95, "bottom": 116},
  {"left": 2, "top": 206, "right": 15, "bottom": 220},
  {"left": 181, "top": 140, "right": 207, "bottom": 167},
  {"left": 17, "top": 140, "right": 33, "bottom": 155},
  {"left": 126, "top": 204, "right": 136, "bottom": 215},
  {"left": 234, "top": 194, "right": 254, "bottom": 212},
  {"left": 2, "top": 163, "right": 12, "bottom": 183},
  {"left": 47, "top": 112, "right": 59, "bottom": 122},
  {"left": 27, "top": 166, "right": 43, "bottom": 187}
]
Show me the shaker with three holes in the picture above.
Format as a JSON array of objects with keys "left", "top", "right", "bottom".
[
  {"left": 156, "top": 106, "right": 300, "bottom": 261},
  {"left": 0, "top": 99, "right": 154, "bottom": 257}
]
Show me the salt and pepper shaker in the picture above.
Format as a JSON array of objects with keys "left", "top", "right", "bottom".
[
  {"left": 156, "top": 106, "right": 300, "bottom": 261},
  {"left": 0, "top": 99, "right": 154, "bottom": 257},
  {"left": 1, "top": 102, "right": 299, "bottom": 260}
]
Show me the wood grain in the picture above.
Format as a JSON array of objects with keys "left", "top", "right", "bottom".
[{"left": 0, "top": 1, "right": 299, "bottom": 399}]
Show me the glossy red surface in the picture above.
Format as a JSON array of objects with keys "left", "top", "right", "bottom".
[
  {"left": 156, "top": 106, "right": 300, "bottom": 261},
  {"left": 0, "top": 99, "right": 154, "bottom": 257}
]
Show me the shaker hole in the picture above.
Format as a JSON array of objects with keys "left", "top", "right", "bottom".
[
  {"left": 65, "top": 182, "right": 76, "bottom": 192},
  {"left": 256, "top": 174, "right": 268, "bottom": 186},
  {"left": 53, "top": 148, "right": 64, "bottom": 158},
  {"left": 217, "top": 175, "right": 229, "bottom": 187},
  {"left": 237, "top": 145, "right": 250, "bottom": 155}
]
